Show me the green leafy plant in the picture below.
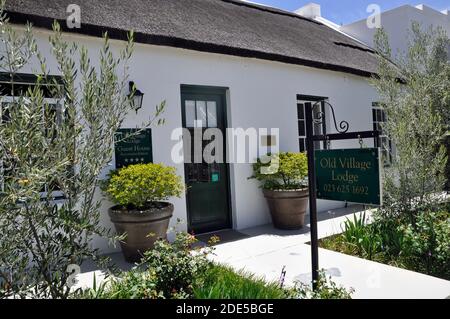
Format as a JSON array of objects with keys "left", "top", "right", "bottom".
[
  {"left": 193, "top": 265, "right": 291, "bottom": 299},
  {"left": 295, "top": 270, "right": 354, "bottom": 299},
  {"left": 341, "top": 213, "right": 382, "bottom": 260},
  {"left": 401, "top": 210, "right": 450, "bottom": 278},
  {"left": 74, "top": 230, "right": 354, "bottom": 300},
  {"left": 320, "top": 205, "right": 449, "bottom": 280},
  {"left": 250, "top": 152, "right": 308, "bottom": 190},
  {"left": 76, "top": 262, "right": 353, "bottom": 299},
  {"left": 371, "top": 217, "right": 405, "bottom": 257},
  {"left": 141, "top": 232, "right": 213, "bottom": 298},
  {"left": 372, "top": 23, "right": 448, "bottom": 221},
  {"left": 72, "top": 274, "right": 110, "bottom": 299},
  {"left": 0, "top": 1, "right": 165, "bottom": 299},
  {"left": 340, "top": 213, "right": 368, "bottom": 244},
  {"left": 73, "top": 270, "right": 163, "bottom": 299},
  {"left": 75, "top": 231, "right": 215, "bottom": 299},
  {"left": 102, "top": 163, "right": 184, "bottom": 209}
]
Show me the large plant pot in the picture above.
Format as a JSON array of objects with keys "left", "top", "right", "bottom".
[
  {"left": 108, "top": 202, "right": 174, "bottom": 263},
  {"left": 263, "top": 189, "right": 309, "bottom": 230}
]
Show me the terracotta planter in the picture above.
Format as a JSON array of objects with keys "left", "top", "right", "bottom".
[
  {"left": 263, "top": 189, "right": 309, "bottom": 230},
  {"left": 108, "top": 202, "right": 174, "bottom": 263}
]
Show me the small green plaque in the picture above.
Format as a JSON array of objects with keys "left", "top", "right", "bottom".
[
  {"left": 211, "top": 172, "right": 219, "bottom": 183},
  {"left": 315, "top": 148, "right": 382, "bottom": 205},
  {"left": 114, "top": 129, "right": 153, "bottom": 169}
]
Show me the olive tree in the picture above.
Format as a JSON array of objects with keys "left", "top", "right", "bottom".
[
  {"left": 371, "top": 22, "right": 449, "bottom": 221},
  {"left": 0, "top": 2, "right": 164, "bottom": 298}
]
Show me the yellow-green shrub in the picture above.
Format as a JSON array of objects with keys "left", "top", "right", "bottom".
[
  {"left": 250, "top": 152, "right": 308, "bottom": 190},
  {"left": 103, "top": 163, "right": 184, "bottom": 209}
]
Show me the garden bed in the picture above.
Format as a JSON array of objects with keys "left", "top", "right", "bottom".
[
  {"left": 73, "top": 232, "right": 353, "bottom": 299},
  {"left": 318, "top": 204, "right": 450, "bottom": 281}
]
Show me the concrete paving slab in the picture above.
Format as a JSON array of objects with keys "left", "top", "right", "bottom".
[
  {"left": 210, "top": 242, "right": 450, "bottom": 299},
  {"left": 212, "top": 205, "right": 374, "bottom": 264},
  {"left": 76, "top": 204, "right": 449, "bottom": 299},
  {"left": 209, "top": 205, "right": 450, "bottom": 299}
]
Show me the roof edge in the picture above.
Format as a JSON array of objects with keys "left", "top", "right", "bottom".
[
  {"left": 5, "top": 10, "right": 377, "bottom": 79},
  {"left": 220, "top": 0, "right": 323, "bottom": 25}
]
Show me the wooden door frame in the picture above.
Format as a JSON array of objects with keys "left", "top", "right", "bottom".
[{"left": 180, "top": 84, "right": 232, "bottom": 234}]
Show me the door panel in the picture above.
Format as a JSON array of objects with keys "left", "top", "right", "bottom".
[{"left": 181, "top": 87, "right": 231, "bottom": 233}]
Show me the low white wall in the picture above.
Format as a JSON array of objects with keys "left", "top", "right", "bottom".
[{"left": 11, "top": 28, "right": 379, "bottom": 253}]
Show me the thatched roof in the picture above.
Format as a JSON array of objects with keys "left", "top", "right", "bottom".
[{"left": 5, "top": 0, "right": 380, "bottom": 77}]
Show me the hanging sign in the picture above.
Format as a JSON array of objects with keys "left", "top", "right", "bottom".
[
  {"left": 315, "top": 148, "right": 382, "bottom": 205},
  {"left": 114, "top": 128, "right": 153, "bottom": 169}
]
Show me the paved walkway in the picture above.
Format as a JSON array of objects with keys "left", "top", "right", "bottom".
[
  {"left": 208, "top": 205, "right": 450, "bottom": 299},
  {"left": 76, "top": 204, "right": 450, "bottom": 298}
]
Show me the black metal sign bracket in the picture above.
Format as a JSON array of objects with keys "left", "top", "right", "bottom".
[{"left": 305, "top": 101, "right": 379, "bottom": 291}]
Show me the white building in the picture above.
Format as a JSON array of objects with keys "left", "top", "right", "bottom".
[
  {"left": 2, "top": 0, "right": 382, "bottom": 253},
  {"left": 297, "top": 3, "right": 450, "bottom": 59}
]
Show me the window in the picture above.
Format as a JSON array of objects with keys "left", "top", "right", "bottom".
[
  {"left": 297, "top": 95, "right": 328, "bottom": 152},
  {"left": 372, "top": 102, "right": 393, "bottom": 165},
  {"left": 184, "top": 99, "right": 218, "bottom": 128},
  {"left": 0, "top": 73, "right": 65, "bottom": 199}
]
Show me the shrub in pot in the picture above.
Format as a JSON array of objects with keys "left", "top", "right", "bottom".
[
  {"left": 251, "top": 152, "right": 308, "bottom": 230},
  {"left": 102, "top": 163, "right": 184, "bottom": 262}
]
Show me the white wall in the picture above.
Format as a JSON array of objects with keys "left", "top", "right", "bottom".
[
  {"left": 341, "top": 5, "right": 450, "bottom": 59},
  {"left": 8, "top": 27, "right": 378, "bottom": 253}
]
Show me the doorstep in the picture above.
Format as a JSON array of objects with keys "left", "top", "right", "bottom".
[{"left": 196, "top": 229, "right": 250, "bottom": 246}]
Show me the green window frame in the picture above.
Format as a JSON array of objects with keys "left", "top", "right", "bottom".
[
  {"left": 372, "top": 102, "right": 393, "bottom": 166},
  {"left": 297, "top": 95, "right": 328, "bottom": 152}
]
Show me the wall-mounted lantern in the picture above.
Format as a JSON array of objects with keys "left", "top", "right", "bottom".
[{"left": 128, "top": 81, "right": 144, "bottom": 113}]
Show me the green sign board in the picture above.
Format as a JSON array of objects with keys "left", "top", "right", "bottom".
[
  {"left": 315, "top": 148, "right": 382, "bottom": 205},
  {"left": 114, "top": 128, "right": 153, "bottom": 169}
]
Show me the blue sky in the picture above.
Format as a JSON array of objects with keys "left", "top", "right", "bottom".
[{"left": 246, "top": 1, "right": 450, "bottom": 25}]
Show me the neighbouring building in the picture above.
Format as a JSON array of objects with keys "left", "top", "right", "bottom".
[
  {"left": 297, "top": 2, "right": 450, "bottom": 59},
  {"left": 2, "top": 0, "right": 383, "bottom": 253}
]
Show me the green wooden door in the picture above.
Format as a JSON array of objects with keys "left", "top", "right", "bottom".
[{"left": 181, "top": 86, "right": 231, "bottom": 233}]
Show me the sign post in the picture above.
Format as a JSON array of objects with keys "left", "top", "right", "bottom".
[
  {"left": 305, "top": 102, "right": 320, "bottom": 290},
  {"left": 305, "top": 101, "right": 380, "bottom": 291},
  {"left": 305, "top": 103, "right": 319, "bottom": 290}
]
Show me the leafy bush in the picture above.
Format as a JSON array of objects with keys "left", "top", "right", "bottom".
[
  {"left": 371, "top": 218, "right": 405, "bottom": 258},
  {"left": 77, "top": 264, "right": 354, "bottom": 300},
  {"left": 195, "top": 265, "right": 353, "bottom": 299},
  {"left": 401, "top": 211, "right": 450, "bottom": 278},
  {"left": 141, "top": 232, "right": 212, "bottom": 298},
  {"left": 103, "top": 163, "right": 184, "bottom": 209},
  {"left": 76, "top": 232, "right": 213, "bottom": 299},
  {"left": 322, "top": 213, "right": 407, "bottom": 262},
  {"left": 296, "top": 270, "right": 353, "bottom": 299},
  {"left": 320, "top": 207, "right": 450, "bottom": 280},
  {"left": 250, "top": 152, "right": 308, "bottom": 190},
  {"left": 372, "top": 24, "right": 448, "bottom": 221},
  {"left": 0, "top": 4, "right": 164, "bottom": 298},
  {"left": 341, "top": 213, "right": 382, "bottom": 260},
  {"left": 193, "top": 265, "right": 290, "bottom": 299},
  {"left": 75, "top": 232, "right": 354, "bottom": 300},
  {"left": 74, "top": 270, "right": 163, "bottom": 299}
]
